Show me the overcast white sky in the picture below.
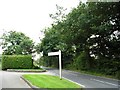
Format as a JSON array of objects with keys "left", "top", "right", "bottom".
[{"left": 0, "top": 0, "right": 88, "bottom": 54}]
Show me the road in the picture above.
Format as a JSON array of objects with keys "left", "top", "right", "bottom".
[
  {"left": 0, "top": 70, "right": 31, "bottom": 89},
  {"left": 0, "top": 68, "right": 120, "bottom": 90},
  {"left": 45, "top": 68, "right": 120, "bottom": 90},
  {"left": 0, "top": 70, "right": 50, "bottom": 89}
]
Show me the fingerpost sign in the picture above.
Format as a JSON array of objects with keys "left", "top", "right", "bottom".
[{"left": 48, "top": 50, "right": 62, "bottom": 79}]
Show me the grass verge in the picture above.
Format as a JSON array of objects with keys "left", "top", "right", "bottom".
[
  {"left": 22, "top": 74, "right": 81, "bottom": 89},
  {"left": 7, "top": 68, "right": 46, "bottom": 72},
  {"left": 67, "top": 69, "right": 118, "bottom": 80}
]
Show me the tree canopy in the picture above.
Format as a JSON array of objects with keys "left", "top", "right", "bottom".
[
  {"left": 0, "top": 31, "right": 34, "bottom": 55},
  {"left": 36, "top": 2, "right": 120, "bottom": 77}
]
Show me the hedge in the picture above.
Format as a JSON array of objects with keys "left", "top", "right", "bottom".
[{"left": 2, "top": 55, "right": 33, "bottom": 70}]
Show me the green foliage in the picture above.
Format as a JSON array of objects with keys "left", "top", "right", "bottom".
[
  {"left": 95, "top": 57, "right": 119, "bottom": 76},
  {"left": 2, "top": 55, "right": 33, "bottom": 70},
  {"left": 0, "top": 31, "right": 34, "bottom": 55},
  {"left": 73, "top": 51, "right": 94, "bottom": 70},
  {"left": 39, "top": 56, "right": 59, "bottom": 68},
  {"left": 32, "top": 65, "right": 40, "bottom": 69},
  {"left": 36, "top": 2, "right": 120, "bottom": 78},
  {"left": 116, "top": 71, "right": 120, "bottom": 80}
]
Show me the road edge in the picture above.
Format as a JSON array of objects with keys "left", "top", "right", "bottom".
[
  {"left": 50, "top": 72, "right": 85, "bottom": 88},
  {"left": 64, "top": 69, "right": 120, "bottom": 82},
  {"left": 7, "top": 69, "right": 46, "bottom": 73},
  {"left": 62, "top": 76, "right": 85, "bottom": 88},
  {"left": 21, "top": 76, "right": 39, "bottom": 89}
]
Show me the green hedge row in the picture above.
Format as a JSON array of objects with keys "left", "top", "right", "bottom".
[{"left": 2, "top": 55, "right": 33, "bottom": 70}]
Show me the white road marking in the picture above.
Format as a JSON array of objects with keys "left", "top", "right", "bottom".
[
  {"left": 63, "top": 77, "right": 85, "bottom": 88},
  {"left": 49, "top": 71, "right": 85, "bottom": 88},
  {"left": 91, "top": 78, "right": 119, "bottom": 87}
]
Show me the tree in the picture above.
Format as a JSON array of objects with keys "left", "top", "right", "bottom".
[
  {"left": 60, "top": 2, "right": 120, "bottom": 74},
  {"left": 0, "top": 31, "right": 34, "bottom": 55},
  {"left": 36, "top": 2, "right": 120, "bottom": 77}
]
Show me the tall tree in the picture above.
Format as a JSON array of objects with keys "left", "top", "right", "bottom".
[
  {"left": 37, "top": 2, "right": 120, "bottom": 76},
  {"left": 0, "top": 31, "right": 34, "bottom": 55}
]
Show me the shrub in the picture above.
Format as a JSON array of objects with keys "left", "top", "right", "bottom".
[
  {"left": 2, "top": 55, "right": 33, "bottom": 70},
  {"left": 73, "top": 51, "right": 90, "bottom": 70}
]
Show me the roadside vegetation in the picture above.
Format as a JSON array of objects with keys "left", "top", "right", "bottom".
[
  {"left": 69, "top": 69, "right": 118, "bottom": 79},
  {"left": 2, "top": 55, "right": 33, "bottom": 70},
  {"left": 23, "top": 74, "right": 81, "bottom": 89},
  {"left": 35, "top": 2, "right": 120, "bottom": 79},
  {"left": 1, "top": 55, "right": 43, "bottom": 71},
  {"left": 0, "top": 32, "right": 37, "bottom": 70}
]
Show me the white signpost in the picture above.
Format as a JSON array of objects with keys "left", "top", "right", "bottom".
[{"left": 48, "top": 50, "right": 62, "bottom": 79}]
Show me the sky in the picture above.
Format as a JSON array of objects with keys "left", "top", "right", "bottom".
[
  {"left": 0, "top": 0, "right": 83, "bottom": 43},
  {"left": 0, "top": 0, "right": 88, "bottom": 54}
]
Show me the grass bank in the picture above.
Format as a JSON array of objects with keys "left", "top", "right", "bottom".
[
  {"left": 23, "top": 74, "right": 81, "bottom": 89},
  {"left": 65, "top": 68, "right": 118, "bottom": 80}
]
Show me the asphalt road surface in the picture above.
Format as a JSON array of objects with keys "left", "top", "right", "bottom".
[
  {"left": 0, "top": 70, "right": 30, "bottom": 89},
  {"left": 45, "top": 67, "right": 120, "bottom": 90},
  {"left": 0, "top": 68, "right": 120, "bottom": 90},
  {"left": 0, "top": 70, "right": 52, "bottom": 89}
]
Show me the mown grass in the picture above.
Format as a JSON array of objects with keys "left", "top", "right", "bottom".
[{"left": 23, "top": 74, "right": 81, "bottom": 89}]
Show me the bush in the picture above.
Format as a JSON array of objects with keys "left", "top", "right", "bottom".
[
  {"left": 2, "top": 55, "right": 33, "bottom": 70},
  {"left": 73, "top": 51, "right": 90, "bottom": 70}
]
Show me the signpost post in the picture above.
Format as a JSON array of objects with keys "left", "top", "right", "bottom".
[{"left": 48, "top": 50, "right": 62, "bottom": 79}]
